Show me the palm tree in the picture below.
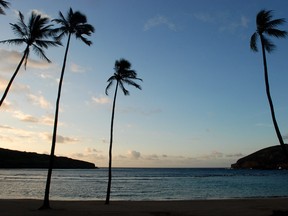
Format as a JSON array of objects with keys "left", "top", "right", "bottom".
[
  {"left": 250, "top": 10, "right": 288, "bottom": 159},
  {"left": 40, "top": 8, "right": 94, "bottom": 210},
  {"left": 0, "top": 0, "right": 10, "bottom": 15},
  {"left": 105, "top": 59, "right": 142, "bottom": 204},
  {"left": 0, "top": 11, "right": 60, "bottom": 107}
]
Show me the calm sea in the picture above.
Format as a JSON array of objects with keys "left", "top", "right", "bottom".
[{"left": 0, "top": 168, "right": 288, "bottom": 200}]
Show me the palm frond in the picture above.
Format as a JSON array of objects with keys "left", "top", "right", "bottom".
[
  {"left": 105, "top": 80, "right": 114, "bottom": 95},
  {"left": 266, "top": 18, "right": 286, "bottom": 29},
  {"left": 32, "top": 44, "right": 51, "bottom": 63},
  {"left": 75, "top": 34, "right": 92, "bottom": 46},
  {"left": 262, "top": 35, "right": 275, "bottom": 53},
  {"left": 123, "top": 79, "right": 142, "bottom": 90},
  {"left": 0, "top": 38, "right": 25, "bottom": 45},
  {"left": 35, "top": 39, "right": 62, "bottom": 49},
  {"left": 119, "top": 81, "right": 129, "bottom": 96},
  {"left": 266, "top": 28, "right": 287, "bottom": 38},
  {"left": 10, "top": 23, "right": 26, "bottom": 38},
  {"left": 250, "top": 32, "right": 258, "bottom": 52},
  {"left": 0, "top": 0, "right": 9, "bottom": 15}
]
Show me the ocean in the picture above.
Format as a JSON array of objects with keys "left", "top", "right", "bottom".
[{"left": 1, "top": 168, "right": 288, "bottom": 200}]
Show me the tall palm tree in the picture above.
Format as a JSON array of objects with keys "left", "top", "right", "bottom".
[
  {"left": 250, "top": 10, "right": 288, "bottom": 159},
  {"left": 0, "top": 11, "right": 60, "bottom": 107},
  {"left": 105, "top": 59, "right": 142, "bottom": 204},
  {"left": 0, "top": 0, "right": 10, "bottom": 15},
  {"left": 40, "top": 8, "right": 94, "bottom": 210}
]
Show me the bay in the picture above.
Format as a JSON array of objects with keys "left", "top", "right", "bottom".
[{"left": 0, "top": 168, "right": 288, "bottom": 200}]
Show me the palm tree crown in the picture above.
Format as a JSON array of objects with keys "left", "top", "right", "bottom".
[
  {"left": 250, "top": 9, "right": 287, "bottom": 53},
  {"left": 0, "top": 0, "right": 10, "bottom": 15},
  {"left": 105, "top": 59, "right": 142, "bottom": 96},
  {"left": 52, "top": 7, "right": 94, "bottom": 45},
  {"left": 0, "top": 11, "right": 61, "bottom": 67}
]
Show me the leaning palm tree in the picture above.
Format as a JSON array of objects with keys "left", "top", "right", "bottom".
[
  {"left": 0, "top": 0, "right": 10, "bottom": 15},
  {"left": 0, "top": 11, "right": 60, "bottom": 107},
  {"left": 250, "top": 9, "right": 288, "bottom": 159},
  {"left": 40, "top": 8, "right": 94, "bottom": 210},
  {"left": 105, "top": 59, "right": 142, "bottom": 204}
]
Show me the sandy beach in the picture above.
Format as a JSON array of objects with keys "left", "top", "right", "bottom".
[{"left": 0, "top": 198, "right": 288, "bottom": 216}]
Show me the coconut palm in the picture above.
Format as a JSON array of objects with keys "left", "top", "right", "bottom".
[
  {"left": 0, "top": 11, "right": 60, "bottom": 107},
  {"left": 0, "top": 0, "right": 10, "bottom": 15},
  {"left": 105, "top": 59, "right": 142, "bottom": 204},
  {"left": 40, "top": 8, "right": 94, "bottom": 210},
  {"left": 250, "top": 9, "right": 288, "bottom": 158}
]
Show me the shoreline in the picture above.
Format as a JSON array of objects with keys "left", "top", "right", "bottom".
[{"left": 1, "top": 198, "right": 288, "bottom": 216}]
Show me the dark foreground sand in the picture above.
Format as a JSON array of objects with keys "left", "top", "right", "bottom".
[{"left": 1, "top": 198, "right": 288, "bottom": 216}]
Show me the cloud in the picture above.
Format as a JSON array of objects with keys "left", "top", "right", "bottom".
[
  {"left": 29, "top": 9, "right": 51, "bottom": 19},
  {"left": 70, "top": 62, "right": 89, "bottom": 73},
  {"left": 127, "top": 150, "right": 141, "bottom": 159},
  {"left": 0, "top": 74, "right": 30, "bottom": 94},
  {"left": 12, "top": 111, "right": 39, "bottom": 123},
  {"left": 0, "top": 49, "right": 52, "bottom": 71},
  {"left": 9, "top": 109, "right": 54, "bottom": 126},
  {"left": 44, "top": 133, "right": 79, "bottom": 144},
  {"left": 92, "top": 96, "right": 110, "bottom": 104},
  {"left": 193, "top": 12, "right": 249, "bottom": 33},
  {"left": 0, "top": 124, "right": 42, "bottom": 144},
  {"left": 0, "top": 125, "right": 13, "bottom": 129},
  {"left": 226, "top": 153, "right": 244, "bottom": 158},
  {"left": 0, "top": 100, "right": 12, "bottom": 111},
  {"left": 68, "top": 148, "right": 245, "bottom": 168},
  {"left": 85, "top": 147, "right": 99, "bottom": 153},
  {"left": 28, "top": 94, "right": 52, "bottom": 109},
  {"left": 144, "top": 15, "right": 176, "bottom": 31}
]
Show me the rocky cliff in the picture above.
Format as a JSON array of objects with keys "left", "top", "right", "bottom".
[
  {"left": 231, "top": 145, "right": 288, "bottom": 169},
  {"left": 0, "top": 148, "right": 96, "bottom": 169}
]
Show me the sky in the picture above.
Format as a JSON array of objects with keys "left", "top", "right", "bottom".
[{"left": 1, "top": 0, "right": 288, "bottom": 168}]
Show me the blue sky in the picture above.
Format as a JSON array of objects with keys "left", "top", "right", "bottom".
[{"left": 1, "top": 0, "right": 288, "bottom": 167}]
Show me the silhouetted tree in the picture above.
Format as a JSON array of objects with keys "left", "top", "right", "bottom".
[
  {"left": 105, "top": 59, "right": 142, "bottom": 204},
  {"left": 250, "top": 10, "right": 288, "bottom": 158},
  {"left": 0, "top": 0, "right": 9, "bottom": 15},
  {"left": 40, "top": 8, "right": 94, "bottom": 210},
  {"left": 0, "top": 11, "right": 60, "bottom": 107}
]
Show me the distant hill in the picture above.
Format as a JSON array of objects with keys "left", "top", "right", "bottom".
[
  {"left": 231, "top": 145, "right": 288, "bottom": 169},
  {"left": 0, "top": 148, "right": 97, "bottom": 169}
]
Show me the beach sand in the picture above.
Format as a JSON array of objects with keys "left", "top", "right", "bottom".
[{"left": 0, "top": 198, "right": 288, "bottom": 216}]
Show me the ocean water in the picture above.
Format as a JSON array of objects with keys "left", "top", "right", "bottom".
[{"left": 0, "top": 168, "right": 288, "bottom": 200}]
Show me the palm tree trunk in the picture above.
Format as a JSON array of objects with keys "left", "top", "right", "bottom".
[
  {"left": 0, "top": 48, "right": 28, "bottom": 107},
  {"left": 260, "top": 36, "right": 288, "bottom": 160},
  {"left": 105, "top": 81, "right": 119, "bottom": 205},
  {"left": 40, "top": 34, "right": 71, "bottom": 210}
]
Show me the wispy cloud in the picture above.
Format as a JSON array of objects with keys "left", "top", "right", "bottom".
[
  {"left": 12, "top": 111, "right": 39, "bottom": 123},
  {"left": 70, "top": 62, "right": 89, "bottom": 73},
  {"left": 10, "top": 110, "right": 54, "bottom": 126},
  {"left": 28, "top": 94, "right": 52, "bottom": 110},
  {"left": 44, "top": 133, "right": 79, "bottom": 144},
  {"left": 193, "top": 12, "right": 249, "bottom": 34},
  {"left": 91, "top": 96, "right": 110, "bottom": 104},
  {"left": 0, "top": 49, "right": 52, "bottom": 71},
  {"left": 144, "top": 15, "right": 177, "bottom": 31}
]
